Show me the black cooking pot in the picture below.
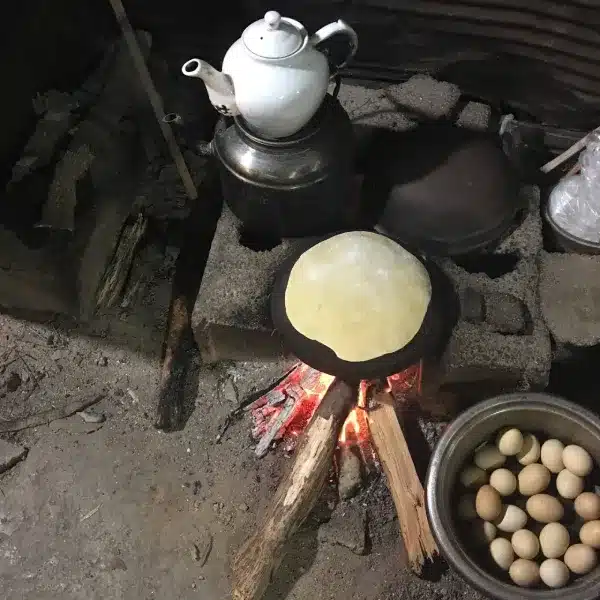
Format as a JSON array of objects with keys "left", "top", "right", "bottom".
[
  {"left": 270, "top": 232, "right": 459, "bottom": 381},
  {"left": 198, "top": 95, "right": 357, "bottom": 240},
  {"left": 363, "top": 124, "right": 524, "bottom": 256}
]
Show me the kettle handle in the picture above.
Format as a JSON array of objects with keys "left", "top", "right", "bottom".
[{"left": 310, "top": 20, "right": 358, "bottom": 76}]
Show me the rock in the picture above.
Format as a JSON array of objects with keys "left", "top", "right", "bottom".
[
  {"left": 318, "top": 503, "right": 368, "bottom": 555},
  {"left": 0, "top": 438, "right": 28, "bottom": 474},
  {"left": 338, "top": 447, "right": 363, "bottom": 500},
  {"left": 238, "top": 503, "right": 249, "bottom": 512},
  {"left": 101, "top": 556, "right": 128, "bottom": 571},
  {"left": 77, "top": 410, "right": 106, "bottom": 423}
]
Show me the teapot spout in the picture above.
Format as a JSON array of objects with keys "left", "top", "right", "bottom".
[{"left": 181, "top": 59, "right": 239, "bottom": 117}]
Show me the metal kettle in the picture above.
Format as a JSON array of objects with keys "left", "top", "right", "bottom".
[{"left": 198, "top": 94, "right": 357, "bottom": 239}]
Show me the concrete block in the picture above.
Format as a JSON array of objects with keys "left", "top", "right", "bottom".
[{"left": 540, "top": 252, "right": 600, "bottom": 346}]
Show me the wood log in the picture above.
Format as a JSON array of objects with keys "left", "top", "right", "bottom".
[
  {"left": 231, "top": 379, "right": 356, "bottom": 600},
  {"left": 367, "top": 390, "right": 438, "bottom": 573},
  {"left": 95, "top": 212, "right": 147, "bottom": 310},
  {"left": 154, "top": 175, "right": 220, "bottom": 431}
]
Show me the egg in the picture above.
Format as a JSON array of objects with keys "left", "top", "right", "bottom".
[
  {"left": 556, "top": 469, "right": 584, "bottom": 499},
  {"left": 457, "top": 494, "right": 477, "bottom": 520},
  {"left": 489, "top": 469, "right": 517, "bottom": 496},
  {"left": 460, "top": 465, "right": 487, "bottom": 489},
  {"left": 580, "top": 521, "right": 600, "bottom": 549},
  {"left": 473, "top": 520, "right": 497, "bottom": 545},
  {"left": 474, "top": 444, "right": 507, "bottom": 471},
  {"left": 564, "top": 543, "right": 597, "bottom": 575},
  {"left": 539, "top": 523, "right": 570, "bottom": 558},
  {"left": 476, "top": 485, "right": 503, "bottom": 521},
  {"left": 539, "top": 559, "right": 570, "bottom": 588},
  {"left": 490, "top": 537, "right": 514, "bottom": 570},
  {"left": 517, "top": 433, "right": 541, "bottom": 466},
  {"left": 518, "top": 463, "right": 551, "bottom": 496},
  {"left": 509, "top": 558, "right": 540, "bottom": 587},
  {"left": 511, "top": 529, "right": 539, "bottom": 559},
  {"left": 563, "top": 445, "right": 593, "bottom": 477},
  {"left": 495, "top": 505, "right": 528, "bottom": 533},
  {"left": 540, "top": 439, "right": 565, "bottom": 474},
  {"left": 526, "top": 494, "right": 564, "bottom": 523},
  {"left": 496, "top": 427, "right": 524, "bottom": 456},
  {"left": 574, "top": 492, "right": 600, "bottom": 521}
]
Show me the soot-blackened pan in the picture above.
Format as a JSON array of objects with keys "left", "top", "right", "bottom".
[{"left": 270, "top": 233, "right": 459, "bottom": 382}]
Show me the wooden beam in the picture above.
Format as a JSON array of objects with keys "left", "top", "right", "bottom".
[
  {"left": 367, "top": 390, "right": 438, "bottom": 573},
  {"left": 231, "top": 379, "right": 356, "bottom": 600}
]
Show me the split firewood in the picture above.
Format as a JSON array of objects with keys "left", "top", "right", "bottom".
[
  {"left": 367, "top": 389, "right": 438, "bottom": 573},
  {"left": 231, "top": 379, "right": 356, "bottom": 600},
  {"left": 39, "top": 31, "right": 153, "bottom": 231},
  {"left": 154, "top": 177, "right": 219, "bottom": 431},
  {"left": 95, "top": 212, "right": 147, "bottom": 310}
]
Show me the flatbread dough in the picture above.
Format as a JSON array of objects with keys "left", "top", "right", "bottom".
[{"left": 284, "top": 231, "right": 432, "bottom": 362}]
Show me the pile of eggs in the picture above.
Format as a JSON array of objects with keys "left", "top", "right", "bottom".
[{"left": 456, "top": 428, "right": 600, "bottom": 588}]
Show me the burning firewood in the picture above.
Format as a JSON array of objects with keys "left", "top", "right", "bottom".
[
  {"left": 367, "top": 389, "right": 439, "bottom": 573},
  {"left": 231, "top": 379, "right": 356, "bottom": 600},
  {"left": 247, "top": 362, "right": 335, "bottom": 457}
]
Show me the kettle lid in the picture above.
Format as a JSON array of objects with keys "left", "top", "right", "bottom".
[{"left": 242, "top": 11, "right": 306, "bottom": 59}]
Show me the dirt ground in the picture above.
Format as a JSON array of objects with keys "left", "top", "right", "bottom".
[{"left": 0, "top": 312, "right": 486, "bottom": 600}]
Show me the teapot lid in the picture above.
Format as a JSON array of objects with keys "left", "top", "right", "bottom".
[{"left": 242, "top": 11, "right": 306, "bottom": 59}]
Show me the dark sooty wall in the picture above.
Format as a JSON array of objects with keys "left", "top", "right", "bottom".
[{"left": 1, "top": 0, "right": 600, "bottom": 178}]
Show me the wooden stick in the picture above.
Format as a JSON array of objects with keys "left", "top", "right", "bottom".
[
  {"left": 231, "top": 379, "right": 356, "bottom": 600},
  {"left": 0, "top": 388, "right": 106, "bottom": 433},
  {"left": 106, "top": 0, "right": 197, "bottom": 200},
  {"left": 541, "top": 125, "right": 600, "bottom": 174},
  {"left": 367, "top": 390, "right": 438, "bottom": 573}
]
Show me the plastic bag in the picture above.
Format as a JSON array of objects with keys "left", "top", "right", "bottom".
[{"left": 548, "top": 133, "right": 600, "bottom": 243}]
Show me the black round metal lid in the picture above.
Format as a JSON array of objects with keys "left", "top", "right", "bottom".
[{"left": 365, "top": 126, "right": 524, "bottom": 256}]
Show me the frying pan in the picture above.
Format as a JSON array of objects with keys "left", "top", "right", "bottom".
[{"left": 271, "top": 232, "right": 459, "bottom": 382}]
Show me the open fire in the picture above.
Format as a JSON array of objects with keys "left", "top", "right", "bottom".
[
  {"left": 247, "top": 360, "right": 423, "bottom": 458},
  {"left": 234, "top": 359, "right": 437, "bottom": 598}
]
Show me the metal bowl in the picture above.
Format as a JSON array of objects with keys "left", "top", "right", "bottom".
[
  {"left": 426, "top": 393, "right": 600, "bottom": 600},
  {"left": 544, "top": 195, "right": 600, "bottom": 255}
]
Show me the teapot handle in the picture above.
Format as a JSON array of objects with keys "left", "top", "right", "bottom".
[{"left": 310, "top": 20, "right": 358, "bottom": 76}]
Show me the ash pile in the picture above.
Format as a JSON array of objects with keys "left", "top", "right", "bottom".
[{"left": 192, "top": 74, "right": 551, "bottom": 398}]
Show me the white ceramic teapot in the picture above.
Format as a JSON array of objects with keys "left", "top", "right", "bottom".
[{"left": 181, "top": 10, "right": 358, "bottom": 139}]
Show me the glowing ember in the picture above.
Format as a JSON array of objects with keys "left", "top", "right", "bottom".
[
  {"left": 248, "top": 363, "right": 335, "bottom": 457},
  {"left": 249, "top": 360, "right": 423, "bottom": 457},
  {"left": 387, "top": 362, "right": 422, "bottom": 396}
]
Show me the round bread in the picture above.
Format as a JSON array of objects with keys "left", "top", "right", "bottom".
[{"left": 284, "top": 232, "right": 432, "bottom": 362}]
